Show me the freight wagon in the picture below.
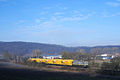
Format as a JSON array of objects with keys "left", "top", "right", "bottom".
[{"left": 30, "top": 58, "right": 88, "bottom": 67}]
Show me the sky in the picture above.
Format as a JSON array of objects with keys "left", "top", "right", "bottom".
[{"left": 0, "top": 0, "right": 120, "bottom": 46}]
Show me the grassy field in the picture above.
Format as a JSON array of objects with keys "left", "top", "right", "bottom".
[{"left": 0, "top": 62, "right": 120, "bottom": 80}]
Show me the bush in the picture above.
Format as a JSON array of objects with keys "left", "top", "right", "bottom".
[
  {"left": 37, "top": 62, "right": 46, "bottom": 67},
  {"left": 88, "top": 61, "right": 101, "bottom": 68},
  {"left": 99, "top": 57, "right": 120, "bottom": 76},
  {"left": 21, "top": 57, "right": 46, "bottom": 67}
]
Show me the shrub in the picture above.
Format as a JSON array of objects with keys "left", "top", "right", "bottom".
[{"left": 99, "top": 57, "right": 120, "bottom": 76}]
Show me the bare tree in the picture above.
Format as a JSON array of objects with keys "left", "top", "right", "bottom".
[
  {"left": 103, "top": 47, "right": 111, "bottom": 54},
  {"left": 3, "top": 51, "right": 11, "bottom": 60},
  {"left": 77, "top": 49, "right": 86, "bottom": 54},
  {"left": 90, "top": 48, "right": 102, "bottom": 55},
  {"left": 112, "top": 47, "right": 119, "bottom": 54},
  {"left": 62, "top": 51, "right": 70, "bottom": 59},
  {"left": 32, "top": 49, "right": 43, "bottom": 58}
]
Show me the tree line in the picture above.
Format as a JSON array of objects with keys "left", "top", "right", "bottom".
[
  {"left": 62, "top": 47, "right": 120, "bottom": 60},
  {"left": 2, "top": 47, "right": 120, "bottom": 61},
  {"left": 2, "top": 49, "right": 43, "bottom": 62}
]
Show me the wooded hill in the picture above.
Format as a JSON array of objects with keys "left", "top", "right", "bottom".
[{"left": 0, "top": 41, "right": 120, "bottom": 56}]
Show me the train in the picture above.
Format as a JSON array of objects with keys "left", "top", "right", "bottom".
[{"left": 29, "top": 58, "right": 88, "bottom": 67}]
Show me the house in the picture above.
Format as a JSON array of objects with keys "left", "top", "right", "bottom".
[
  {"left": 43, "top": 55, "right": 62, "bottom": 59},
  {"left": 101, "top": 54, "right": 108, "bottom": 57},
  {"left": 100, "top": 54, "right": 112, "bottom": 60}
]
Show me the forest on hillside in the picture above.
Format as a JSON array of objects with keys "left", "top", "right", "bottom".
[{"left": 0, "top": 42, "right": 120, "bottom": 56}]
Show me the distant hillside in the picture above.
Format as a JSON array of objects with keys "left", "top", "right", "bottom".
[
  {"left": 0, "top": 42, "right": 80, "bottom": 55},
  {"left": 0, "top": 41, "right": 120, "bottom": 56}
]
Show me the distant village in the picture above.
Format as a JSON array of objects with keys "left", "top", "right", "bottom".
[
  {"left": 33, "top": 53, "right": 120, "bottom": 60},
  {"left": 0, "top": 51, "right": 120, "bottom": 60}
]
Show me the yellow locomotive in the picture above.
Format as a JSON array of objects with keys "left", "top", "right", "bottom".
[{"left": 30, "top": 58, "right": 88, "bottom": 66}]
